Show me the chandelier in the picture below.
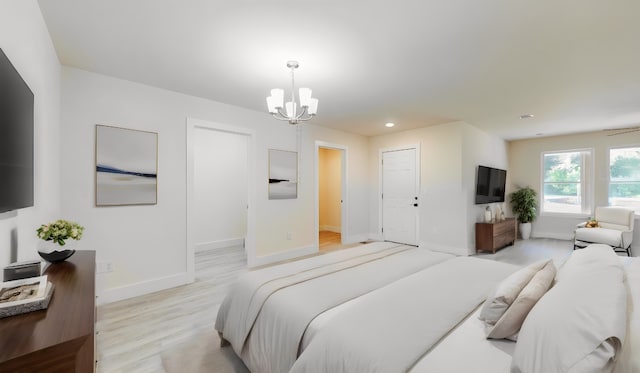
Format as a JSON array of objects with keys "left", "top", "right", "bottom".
[{"left": 266, "top": 61, "right": 318, "bottom": 125}]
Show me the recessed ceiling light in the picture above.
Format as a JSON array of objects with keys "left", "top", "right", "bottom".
[
  {"left": 385, "top": 122, "right": 395, "bottom": 128},
  {"left": 520, "top": 114, "right": 534, "bottom": 119}
]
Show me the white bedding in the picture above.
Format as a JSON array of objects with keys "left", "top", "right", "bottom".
[
  {"left": 614, "top": 257, "right": 640, "bottom": 373},
  {"left": 301, "top": 289, "right": 516, "bottom": 373},
  {"left": 216, "top": 242, "right": 456, "bottom": 373},
  {"left": 302, "top": 256, "right": 640, "bottom": 373},
  {"left": 290, "top": 257, "right": 517, "bottom": 373},
  {"left": 411, "top": 305, "right": 515, "bottom": 373},
  {"left": 217, "top": 244, "right": 640, "bottom": 373}
]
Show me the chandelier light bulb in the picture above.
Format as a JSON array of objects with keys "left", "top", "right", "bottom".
[{"left": 266, "top": 61, "right": 318, "bottom": 125}]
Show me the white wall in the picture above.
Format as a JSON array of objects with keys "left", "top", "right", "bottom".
[
  {"left": 462, "top": 124, "right": 509, "bottom": 251},
  {"left": 508, "top": 130, "right": 640, "bottom": 255},
  {"left": 193, "top": 128, "right": 247, "bottom": 250},
  {"left": 59, "top": 67, "right": 371, "bottom": 302},
  {"left": 369, "top": 121, "right": 508, "bottom": 255},
  {"left": 0, "top": 1, "right": 61, "bottom": 271}
]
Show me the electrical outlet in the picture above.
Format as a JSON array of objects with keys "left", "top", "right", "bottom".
[
  {"left": 97, "top": 261, "right": 113, "bottom": 274},
  {"left": 286, "top": 232, "right": 292, "bottom": 240}
]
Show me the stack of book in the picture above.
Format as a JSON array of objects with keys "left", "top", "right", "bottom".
[{"left": 0, "top": 275, "right": 54, "bottom": 318}]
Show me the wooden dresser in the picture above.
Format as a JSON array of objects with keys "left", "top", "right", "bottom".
[
  {"left": 0, "top": 251, "right": 96, "bottom": 372},
  {"left": 475, "top": 218, "right": 517, "bottom": 253}
]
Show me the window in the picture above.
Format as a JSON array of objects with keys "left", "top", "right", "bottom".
[
  {"left": 542, "top": 150, "right": 592, "bottom": 214},
  {"left": 609, "top": 146, "right": 640, "bottom": 213}
]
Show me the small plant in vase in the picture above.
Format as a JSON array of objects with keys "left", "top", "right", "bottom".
[{"left": 36, "top": 219, "right": 85, "bottom": 263}]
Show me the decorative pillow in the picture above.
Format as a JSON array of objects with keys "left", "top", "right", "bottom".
[
  {"left": 479, "top": 259, "right": 551, "bottom": 325},
  {"left": 485, "top": 260, "right": 556, "bottom": 340},
  {"left": 511, "top": 246, "right": 626, "bottom": 373}
]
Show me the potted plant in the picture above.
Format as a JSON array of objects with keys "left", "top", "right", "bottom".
[
  {"left": 509, "top": 186, "right": 537, "bottom": 239},
  {"left": 36, "top": 219, "right": 84, "bottom": 263}
]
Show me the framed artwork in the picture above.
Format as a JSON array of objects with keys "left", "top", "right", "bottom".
[
  {"left": 268, "top": 149, "right": 297, "bottom": 200},
  {"left": 95, "top": 125, "right": 158, "bottom": 206}
]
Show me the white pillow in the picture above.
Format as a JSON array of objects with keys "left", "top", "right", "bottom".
[
  {"left": 485, "top": 260, "right": 556, "bottom": 340},
  {"left": 511, "top": 247, "right": 627, "bottom": 373},
  {"left": 556, "top": 244, "right": 621, "bottom": 282},
  {"left": 479, "top": 259, "right": 551, "bottom": 325}
]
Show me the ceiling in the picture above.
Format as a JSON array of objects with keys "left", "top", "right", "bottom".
[{"left": 37, "top": 0, "right": 640, "bottom": 139}]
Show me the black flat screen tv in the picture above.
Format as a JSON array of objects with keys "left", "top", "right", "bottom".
[
  {"left": 475, "top": 165, "right": 506, "bottom": 204},
  {"left": 0, "top": 48, "right": 34, "bottom": 213}
]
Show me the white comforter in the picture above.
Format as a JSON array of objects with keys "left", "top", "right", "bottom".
[
  {"left": 290, "top": 257, "right": 517, "bottom": 373},
  {"left": 216, "top": 246, "right": 640, "bottom": 373},
  {"left": 216, "top": 242, "right": 455, "bottom": 373},
  {"left": 614, "top": 258, "right": 640, "bottom": 373}
]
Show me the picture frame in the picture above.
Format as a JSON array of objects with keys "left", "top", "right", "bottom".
[
  {"left": 95, "top": 124, "right": 158, "bottom": 206},
  {"left": 0, "top": 275, "right": 54, "bottom": 318},
  {"left": 268, "top": 149, "right": 298, "bottom": 200}
]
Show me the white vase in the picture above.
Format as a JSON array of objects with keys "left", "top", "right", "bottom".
[
  {"left": 484, "top": 207, "right": 492, "bottom": 222},
  {"left": 37, "top": 239, "right": 77, "bottom": 263},
  {"left": 519, "top": 222, "right": 532, "bottom": 240}
]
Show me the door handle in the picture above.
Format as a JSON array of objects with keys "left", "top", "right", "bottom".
[{"left": 413, "top": 203, "right": 418, "bottom": 207}]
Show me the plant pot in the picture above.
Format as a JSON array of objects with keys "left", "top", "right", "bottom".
[
  {"left": 37, "top": 240, "right": 76, "bottom": 263},
  {"left": 519, "top": 222, "right": 532, "bottom": 240}
]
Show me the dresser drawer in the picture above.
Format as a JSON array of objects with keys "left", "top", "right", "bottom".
[{"left": 493, "top": 220, "right": 515, "bottom": 236}]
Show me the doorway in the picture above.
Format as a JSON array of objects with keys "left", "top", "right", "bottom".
[
  {"left": 186, "top": 118, "right": 255, "bottom": 281},
  {"left": 315, "top": 142, "right": 348, "bottom": 252},
  {"left": 381, "top": 146, "right": 419, "bottom": 246}
]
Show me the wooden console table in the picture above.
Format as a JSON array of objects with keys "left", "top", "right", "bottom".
[
  {"left": 0, "top": 251, "right": 96, "bottom": 372},
  {"left": 476, "top": 218, "right": 516, "bottom": 253}
]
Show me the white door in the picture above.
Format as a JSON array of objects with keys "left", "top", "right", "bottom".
[{"left": 382, "top": 148, "right": 418, "bottom": 245}]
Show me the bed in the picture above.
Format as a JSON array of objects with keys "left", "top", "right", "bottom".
[{"left": 215, "top": 242, "right": 639, "bottom": 373}]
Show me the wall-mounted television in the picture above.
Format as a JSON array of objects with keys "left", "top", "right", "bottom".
[
  {"left": 0, "top": 48, "right": 34, "bottom": 213},
  {"left": 475, "top": 165, "right": 506, "bottom": 204}
]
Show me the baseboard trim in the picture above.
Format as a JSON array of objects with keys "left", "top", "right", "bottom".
[
  {"left": 368, "top": 233, "right": 383, "bottom": 242},
  {"left": 97, "top": 272, "right": 191, "bottom": 305},
  {"left": 195, "top": 238, "right": 244, "bottom": 253},
  {"left": 530, "top": 232, "right": 574, "bottom": 240},
  {"left": 249, "top": 245, "right": 317, "bottom": 268},
  {"left": 343, "top": 233, "right": 370, "bottom": 244},
  {"left": 319, "top": 225, "right": 341, "bottom": 233}
]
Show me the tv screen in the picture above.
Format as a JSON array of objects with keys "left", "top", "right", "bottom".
[
  {"left": 475, "top": 165, "right": 506, "bottom": 204},
  {"left": 0, "top": 48, "right": 34, "bottom": 213}
]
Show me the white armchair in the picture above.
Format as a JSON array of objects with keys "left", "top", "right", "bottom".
[{"left": 574, "top": 206, "right": 635, "bottom": 256}]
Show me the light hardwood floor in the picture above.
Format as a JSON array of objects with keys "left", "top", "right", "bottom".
[
  {"left": 319, "top": 230, "right": 341, "bottom": 251},
  {"left": 96, "top": 238, "right": 575, "bottom": 373},
  {"left": 96, "top": 246, "right": 248, "bottom": 373}
]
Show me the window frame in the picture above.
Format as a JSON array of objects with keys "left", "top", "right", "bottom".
[
  {"left": 540, "top": 148, "right": 594, "bottom": 218},
  {"left": 608, "top": 144, "right": 640, "bottom": 215}
]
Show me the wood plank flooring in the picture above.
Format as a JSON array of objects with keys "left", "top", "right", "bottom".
[
  {"left": 96, "top": 246, "right": 248, "bottom": 373},
  {"left": 96, "top": 238, "right": 574, "bottom": 373},
  {"left": 319, "top": 230, "right": 341, "bottom": 251}
]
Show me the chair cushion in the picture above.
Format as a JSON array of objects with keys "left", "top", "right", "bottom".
[
  {"left": 575, "top": 227, "right": 623, "bottom": 247},
  {"left": 595, "top": 207, "right": 633, "bottom": 231}
]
